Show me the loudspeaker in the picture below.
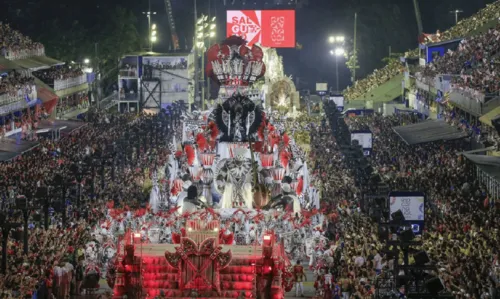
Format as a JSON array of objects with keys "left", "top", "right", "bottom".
[
  {"left": 413, "top": 251, "right": 430, "bottom": 265},
  {"left": 425, "top": 276, "right": 445, "bottom": 294},
  {"left": 391, "top": 210, "right": 405, "bottom": 223},
  {"left": 400, "top": 228, "right": 415, "bottom": 243}
]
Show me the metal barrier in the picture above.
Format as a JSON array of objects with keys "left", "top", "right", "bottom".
[
  {"left": 3, "top": 47, "right": 45, "bottom": 60},
  {"left": 0, "top": 86, "right": 37, "bottom": 107},
  {"left": 99, "top": 93, "right": 119, "bottom": 110},
  {"left": 54, "top": 74, "right": 88, "bottom": 91}
]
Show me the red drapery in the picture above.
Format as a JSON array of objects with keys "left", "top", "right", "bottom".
[{"left": 37, "top": 87, "right": 59, "bottom": 114}]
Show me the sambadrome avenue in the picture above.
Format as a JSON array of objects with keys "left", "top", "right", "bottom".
[{"left": 0, "top": 0, "right": 499, "bottom": 299}]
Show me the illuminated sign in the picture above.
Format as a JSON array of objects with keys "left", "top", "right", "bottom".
[{"left": 226, "top": 10, "right": 296, "bottom": 48}]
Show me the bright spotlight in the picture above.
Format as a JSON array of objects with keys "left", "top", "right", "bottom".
[
  {"left": 336, "top": 36, "right": 345, "bottom": 42},
  {"left": 151, "top": 36, "right": 157, "bottom": 42},
  {"left": 328, "top": 36, "right": 335, "bottom": 43},
  {"left": 152, "top": 24, "right": 157, "bottom": 30},
  {"left": 329, "top": 50, "right": 334, "bottom": 55},
  {"left": 334, "top": 47, "right": 345, "bottom": 56},
  {"left": 83, "top": 58, "right": 90, "bottom": 64},
  {"left": 209, "top": 31, "right": 216, "bottom": 37},
  {"left": 210, "top": 23, "right": 216, "bottom": 29}
]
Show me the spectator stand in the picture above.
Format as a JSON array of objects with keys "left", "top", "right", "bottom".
[
  {"left": 0, "top": 23, "right": 63, "bottom": 70},
  {"left": 345, "top": 1, "right": 500, "bottom": 108},
  {"left": 33, "top": 65, "right": 90, "bottom": 120}
]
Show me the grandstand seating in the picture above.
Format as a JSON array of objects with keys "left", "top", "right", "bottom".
[{"left": 343, "top": 1, "right": 500, "bottom": 101}]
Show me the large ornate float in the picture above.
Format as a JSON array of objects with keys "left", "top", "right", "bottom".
[{"left": 105, "top": 36, "right": 321, "bottom": 299}]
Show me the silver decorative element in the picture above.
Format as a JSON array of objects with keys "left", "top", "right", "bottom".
[{"left": 250, "top": 61, "right": 263, "bottom": 82}]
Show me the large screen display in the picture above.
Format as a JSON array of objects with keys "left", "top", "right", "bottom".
[
  {"left": 329, "top": 96, "right": 344, "bottom": 111},
  {"left": 389, "top": 191, "right": 425, "bottom": 235},
  {"left": 350, "top": 130, "right": 372, "bottom": 156},
  {"left": 227, "top": 10, "right": 296, "bottom": 48}
]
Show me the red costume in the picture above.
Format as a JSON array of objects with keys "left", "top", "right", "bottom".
[{"left": 293, "top": 265, "right": 306, "bottom": 282}]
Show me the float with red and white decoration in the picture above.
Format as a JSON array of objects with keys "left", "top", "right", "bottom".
[{"left": 109, "top": 36, "right": 322, "bottom": 299}]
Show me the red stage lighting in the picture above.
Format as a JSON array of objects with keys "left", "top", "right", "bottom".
[{"left": 134, "top": 233, "right": 141, "bottom": 238}]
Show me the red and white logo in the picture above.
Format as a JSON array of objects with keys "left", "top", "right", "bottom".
[
  {"left": 227, "top": 10, "right": 296, "bottom": 48},
  {"left": 227, "top": 10, "right": 262, "bottom": 46}
]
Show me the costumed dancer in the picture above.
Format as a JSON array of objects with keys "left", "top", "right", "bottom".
[
  {"left": 293, "top": 260, "right": 306, "bottom": 297},
  {"left": 180, "top": 185, "right": 207, "bottom": 214}
]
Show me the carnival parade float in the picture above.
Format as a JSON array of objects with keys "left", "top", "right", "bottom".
[{"left": 85, "top": 36, "right": 327, "bottom": 299}]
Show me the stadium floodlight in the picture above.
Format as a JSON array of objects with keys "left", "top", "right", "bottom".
[
  {"left": 83, "top": 58, "right": 90, "bottom": 64},
  {"left": 336, "top": 36, "right": 345, "bottom": 42},
  {"left": 151, "top": 36, "right": 157, "bottom": 42},
  {"left": 211, "top": 16, "right": 216, "bottom": 22},
  {"left": 328, "top": 36, "right": 335, "bottom": 43},
  {"left": 334, "top": 47, "right": 345, "bottom": 56},
  {"left": 152, "top": 24, "right": 156, "bottom": 30},
  {"left": 210, "top": 31, "right": 216, "bottom": 38},
  {"left": 210, "top": 23, "right": 216, "bottom": 30}
]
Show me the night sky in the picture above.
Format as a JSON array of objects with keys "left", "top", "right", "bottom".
[{"left": 2, "top": 0, "right": 496, "bottom": 91}]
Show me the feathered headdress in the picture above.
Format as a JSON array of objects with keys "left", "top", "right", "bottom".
[
  {"left": 283, "top": 132, "right": 290, "bottom": 147},
  {"left": 280, "top": 151, "right": 290, "bottom": 168},
  {"left": 184, "top": 144, "right": 195, "bottom": 166},
  {"left": 196, "top": 133, "right": 207, "bottom": 151}
]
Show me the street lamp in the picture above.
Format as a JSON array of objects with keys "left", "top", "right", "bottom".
[
  {"left": 449, "top": 9, "right": 463, "bottom": 24},
  {"left": 330, "top": 47, "right": 345, "bottom": 93},
  {"left": 328, "top": 35, "right": 345, "bottom": 93},
  {"left": 334, "top": 47, "right": 345, "bottom": 56},
  {"left": 195, "top": 14, "right": 217, "bottom": 109},
  {"left": 329, "top": 35, "right": 344, "bottom": 44},
  {"left": 151, "top": 24, "right": 158, "bottom": 50},
  {"left": 143, "top": 11, "right": 157, "bottom": 51}
]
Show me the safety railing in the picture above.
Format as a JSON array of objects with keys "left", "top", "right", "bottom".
[
  {"left": 3, "top": 47, "right": 45, "bottom": 60},
  {"left": 0, "top": 85, "right": 37, "bottom": 106},
  {"left": 54, "top": 74, "right": 88, "bottom": 91}
]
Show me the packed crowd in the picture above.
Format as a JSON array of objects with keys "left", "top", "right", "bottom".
[
  {"left": 0, "top": 24, "right": 44, "bottom": 59},
  {"left": 0, "top": 108, "right": 176, "bottom": 298},
  {"left": 343, "top": 59, "right": 403, "bottom": 101},
  {"left": 303, "top": 115, "right": 382, "bottom": 299},
  {"left": 56, "top": 94, "right": 90, "bottom": 118},
  {"left": 438, "top": 1, "right": 500, "bottom": 42},
  {"left": 343, "top": 1, "right": 500, "bottom": 101},
  {"left": 0, "top": 71, "right": 35, "bottom": 99},
  {"left": 34, "top": 66, "right": 84, "bottom": 85},
  {"left": 420, "top": 24, "right": 500, "bottom": 97},
  {"left": 308, "top": 102, "right": 499, "bottom": 298}
]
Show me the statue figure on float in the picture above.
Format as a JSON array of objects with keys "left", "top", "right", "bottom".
[{"left": 215, "top": 148, "right": 254, "bottom": 209}]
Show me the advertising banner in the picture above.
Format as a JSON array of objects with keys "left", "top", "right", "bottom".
[
  {"left": 389, "top": 191, "right": 425, "bottom": 234},
  {"left": 227, "top": 10, "right": 296, "bottom": 48}
]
